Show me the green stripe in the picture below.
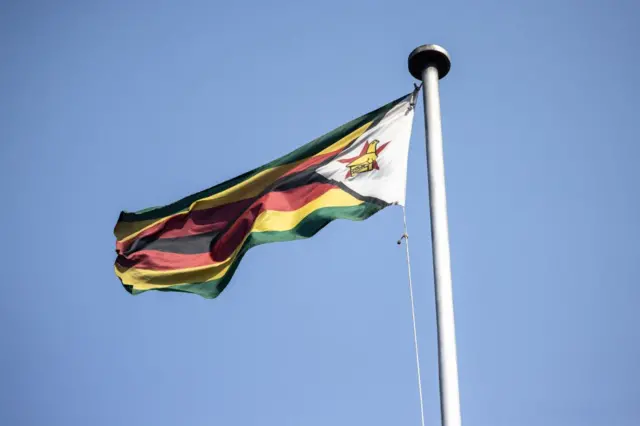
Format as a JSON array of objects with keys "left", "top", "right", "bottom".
[
  {"left": 122, "top": 201, "right": 386, "bottom": 299},
  {"left": 117, "top": 94, "right": 409, "bottom": 223}
]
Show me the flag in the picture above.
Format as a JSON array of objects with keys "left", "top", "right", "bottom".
[{"left": 114, "top": 92, "right": 416, "bottom": 298}]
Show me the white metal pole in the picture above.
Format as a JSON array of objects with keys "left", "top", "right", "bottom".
[{"left": 408, "top": 44, "right": 461, "bottom": 426}]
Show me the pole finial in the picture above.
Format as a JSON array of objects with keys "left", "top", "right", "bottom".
[{"left": 408, "top": 44, "right": 451, "bottom": 80}]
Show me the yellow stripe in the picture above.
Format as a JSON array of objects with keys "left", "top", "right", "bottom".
[
  {"left": 117, "top": 188, "right": 363, "bottom": 290},
  {"left": 114, "top": 121, "right": 372, "bottom": 242}
]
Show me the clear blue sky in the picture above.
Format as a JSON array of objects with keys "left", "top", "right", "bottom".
[{"left": 2, "top": 0, "right": 639, "bottom": 425}]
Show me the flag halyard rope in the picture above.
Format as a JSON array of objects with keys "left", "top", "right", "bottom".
[{"left": 399, "top": 205, "right": 426, "bottom": 426}]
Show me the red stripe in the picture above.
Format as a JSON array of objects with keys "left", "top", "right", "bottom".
[
  {"left": 117, "top": 182, "right": 339, "bottom": 270},
  {"left": 280, "top": 150, "right": 336, "bottom": 178},
  {"left": 116, "top": 198, "right": 253, "bottom": 254},
  {"left": 116, "top": 251, "right": 215, "bottom": 272},
  {"left": 211, "top": 182, "right": 337, "bottom": 262}
]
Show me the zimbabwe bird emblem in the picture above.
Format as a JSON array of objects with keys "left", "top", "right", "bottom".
[{"left": 338, "top": 139, "right": 390, "bottom": 179}]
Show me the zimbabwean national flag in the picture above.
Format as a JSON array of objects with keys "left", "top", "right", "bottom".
[{"left": 114, "top": 92, "right": 416, "bottom": 298}]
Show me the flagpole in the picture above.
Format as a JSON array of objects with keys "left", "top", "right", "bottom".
[{"left": 408, "top": 45, "right": 462, "bottom": 426}]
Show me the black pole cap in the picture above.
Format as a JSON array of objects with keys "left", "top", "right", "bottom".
[{"left": 408, "top": 44, "right": 451, "bottom": 80}]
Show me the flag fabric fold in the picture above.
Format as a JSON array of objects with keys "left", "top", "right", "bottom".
[{"left": 114, "top": 92, "right": 416, "bottom": 298}]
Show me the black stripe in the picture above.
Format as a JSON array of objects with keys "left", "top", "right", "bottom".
[{"left": 124, "top": 230, "right": 220, "bottom": 255}]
